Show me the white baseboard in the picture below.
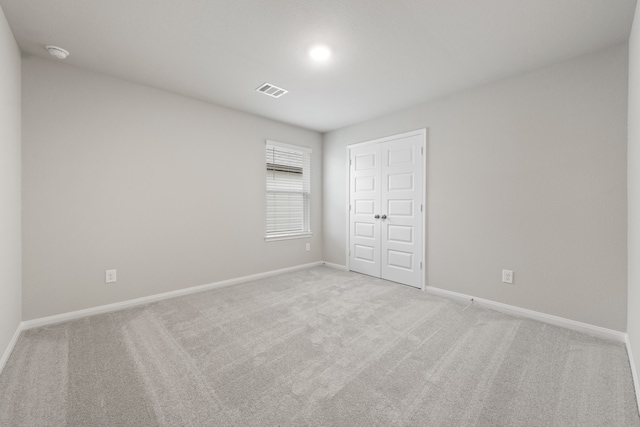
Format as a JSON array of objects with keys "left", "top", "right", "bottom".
[
  {"left": 322, "top": 261, "right": 348, "bottom": 271},
  {"left": 0, "top": 324, "right": 23, "bottom": 376},
  {"left": 426, "top": 286, "right": 626, "bottom": 343},
  {"left": 22, "top": 261, "right": 324, "bottom": 330},
  {"left": 626, "top": 334, "right": 640, "bottom": 416}
]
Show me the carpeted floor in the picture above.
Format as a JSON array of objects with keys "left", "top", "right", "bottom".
[{"left": 0, "top": 266, "right": 638, "bottom": 426}]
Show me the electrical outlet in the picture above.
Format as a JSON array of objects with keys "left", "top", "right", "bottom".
[
  {"left": 502, "top": 269, "right": 513, "bottom": 284},
  {"left": 105, "top": 269, "right": 117, "bottom": 283},
  {"left": 306, "top": 243, "right": 311, "bottom": 251}
]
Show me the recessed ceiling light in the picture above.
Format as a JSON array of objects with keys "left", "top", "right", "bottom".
[
  {"left": 45, "top": 45, "right": 69, "bottom": 60},
  {"left": 308, "top": 44, "right": 332, "bottom": 62}
]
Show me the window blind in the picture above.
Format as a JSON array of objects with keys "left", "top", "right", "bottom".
[{"left": 266, "top": 141, "right": 311, "bottom": 240}]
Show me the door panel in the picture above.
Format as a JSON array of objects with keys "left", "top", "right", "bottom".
[
  {"left": 388, "top": 199, "right": 414, "bottom": 216},
  {"left": 354, "top": 200, "right": 375, "bottom": 215},
  {"left": 387, "top": 173, "right": 414, "bottom": 191},
  {"left": 380, "top": 135, "right": 423, "bottom": 287},
  {"left": 354, "top": 222, "right": 375, "bottom": 238},
  {"left": 354, "top": 244, "right": 376, "bottom": 262},
  {"left": 349, "top": 144, "right": 381, "bottom": 277},
  {"left": 387, "top": 225, "right": 412, "bottom": 243},
  {"left": 387, "top": 250, "right": 413, "bottom": 270}
]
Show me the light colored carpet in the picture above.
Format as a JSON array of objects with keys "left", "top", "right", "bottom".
[{"left": 0, "top": 266, "right": 638, "bottom": 426}]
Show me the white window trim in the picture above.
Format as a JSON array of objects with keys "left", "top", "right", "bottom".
[
  {"left": 264, "top": 232, "right": 314, "bottom": 242},
  {"left": 266, "top": 139, "right": 312, "bottom": 153},
  {"left": 265, "top": 140, "right": 312, "bottom": 241}
]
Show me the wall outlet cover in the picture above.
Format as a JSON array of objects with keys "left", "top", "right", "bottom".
[
  {"left": 502, "top": 269, "right": 514, "bottom": 284},
  {"left": 105, "top": 269, "right": 117, "bottom": 283}
]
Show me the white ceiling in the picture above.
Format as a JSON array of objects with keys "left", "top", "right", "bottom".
[{"left": 0, "top": 0, "right": 636, "bottom": 132}]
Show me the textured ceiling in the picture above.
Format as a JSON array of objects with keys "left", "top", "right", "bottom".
[{"left": 0, "top": 0, "right": 636, "bottom": 132}]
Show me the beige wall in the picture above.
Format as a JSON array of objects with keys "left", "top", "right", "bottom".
[
  {"left": 0, "top": 6, "right": 21, "bottom": 359},
  {"left": 628, "top": 1, "right": 640, "bottom": 398},
  {"left": 22, "top": 57, "right": 322, "bottom": 320},
  {"left": 323, "top": 45, "right": 628, "bottom": 331}
]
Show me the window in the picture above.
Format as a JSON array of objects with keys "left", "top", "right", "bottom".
[{"left": 265, "top": 140, "right": 312, "bottom": 240}]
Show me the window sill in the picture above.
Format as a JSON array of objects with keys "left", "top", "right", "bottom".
[{"left": 265, "top": 232, "right": 313, "bottom": 242}]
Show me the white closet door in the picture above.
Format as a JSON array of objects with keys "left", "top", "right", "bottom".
[
  {"left": 380, "top": 135, "right": 423, "bottom": 288},
  {"left": 348, "top": 131, "right": 424, "bottom": 289},
  {"left": 349, "top": 144, "right": 381, "bottom": 278}
]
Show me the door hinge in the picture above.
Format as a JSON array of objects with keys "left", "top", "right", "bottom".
[
  {"left": 349, "top": 158, "right": 352, "bottom": 166},
  {"left": 420, "top": 204, "right": 423, "bottom": 212},
  {"left": 420, "top": 261, "right": 423, "bottom": 270},
  {"left": 349, "top": 204, "right": 352, "bottom": 211},
  {"left": 421, "top": 146, "right": 424, "bottom": 155}
]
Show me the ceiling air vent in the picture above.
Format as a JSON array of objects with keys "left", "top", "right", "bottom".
[{"left": 256, "top": 82, "right": 288, "bottom": 98}]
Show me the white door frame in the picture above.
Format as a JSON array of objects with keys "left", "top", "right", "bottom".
[{"left": 345, "top": 128, "right": 428, "bottom": 290}]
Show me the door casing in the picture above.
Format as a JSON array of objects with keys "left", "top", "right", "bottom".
[{"left": 345, "top": 129, "right": 427, "bottom": 290}]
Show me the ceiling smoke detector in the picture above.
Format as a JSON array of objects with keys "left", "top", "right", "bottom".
[
  {"left": 45, "top": 45, "right": 69, "bottom": 60},
  {"left": 255, "top": 82, "right": 288, "bottom": 98}
]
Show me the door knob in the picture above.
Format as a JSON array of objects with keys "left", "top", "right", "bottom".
[
  {"left": 374, "top": 214, "right": 380, "bottom": 219},
  {"left": 381, "top": 214, "right": 387, "bottom": 220}
]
